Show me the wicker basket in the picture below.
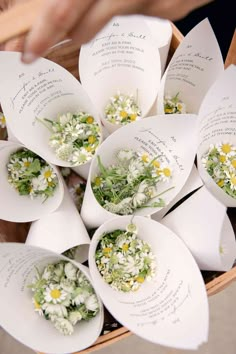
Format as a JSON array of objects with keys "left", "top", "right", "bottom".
[{"left": 1, "top": 24, "right": 236, "bottom": 354}]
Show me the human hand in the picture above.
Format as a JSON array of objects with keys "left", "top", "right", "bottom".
[
  {"left": 1, "top": 0, "right": 212, "bottom": 62},
  {"left": 0, "top": 0, "right": 27, "bottom": 51}
]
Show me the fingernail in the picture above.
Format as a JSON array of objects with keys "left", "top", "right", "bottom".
[{"left": 21, "top": 52, "right": 38, "bottom": 64}]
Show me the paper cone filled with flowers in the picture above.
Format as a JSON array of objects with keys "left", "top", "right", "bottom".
[
  {"left": 0, "top": 243, "right": 104, "bottom": 354},
  {"left": 81, "top": 115, "right": 197, "bottom": 228},
  {"left": 197, "top": 65, "right": 236, "bottom": 207},
  {"left": 88, "top": 215, "right": 209, "bottom": 350},
  {"left": 79, "top": 16, "right": 161, "bottom": 134},
  {"left": 0, "top": 52, "right": 102, "bottom": 179},
  {"left": 157, "top": 19, "right": 224, "bottom": 115},
  {"left": 0, "top": 141, "right": 64, "bottom": 222}
]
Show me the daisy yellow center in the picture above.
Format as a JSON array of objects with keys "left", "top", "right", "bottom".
[
  {"left": 165, "top": 108, "right": 173, "bottom": 113},
  {"left": 120, "top": 110, "right": 128, "bottom": 118},
  {"left": 0, "top": 115, "right": 6, "bottom": 124},
  {"left": 86, "top": 116, "right": 94, "bottom": 124},
  {"left": 44, "top": 170, "right": 52, "bottom": 179},
  {"left": 230, "top": 176, "right": 236, "bottom": 185},
  {"left": 217, "top": 180, "right": 224, "bottom": 187},
  {"left": 136, "top": 276, "right": 145, "bottom": 283},
  {"left": 231, "top": 159, "right": 236, "bottom": 168},
  {"left": 219, "top": 155, "right": 226, "bottom": 163},
  {"left": 86, "top": 146, "right": 93, "bottom": 152},
  {"left": 103, "top": 247, "right": 112, "bottom": 256},
  {"left": 152, "top": 160, "right": 160, "bottom": 168},
  {"left": 50, "top": 289, "right": 61, "bottom": 299},
  {"left": 95, "top": 177, "right": 101, "bottom": 186},
  {"left": 221, "top": 144, "right": 231, "bottom": 154},
  {"left": 122, "top": 243, "right": 129, "bottom": 251},
  {"left": 130, "top": 114, "right": 137, "bottom": 121},
  {"left": 34, "top": 300, "right": 41, "bottom": 309},
  {"left": 88, "top": 135, "right": 96, "bottom": 144},
  {"left": 163, "top": 168, "right": 171, "bottom": 177},
  {"left": 141, "top": 154, "right": 149, "bottom": 163},
  {"left": 24, "top": 161, "right": 31, "bottom": 167}
]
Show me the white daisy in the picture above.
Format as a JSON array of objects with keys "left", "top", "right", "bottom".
[
  {"left": 40, "top": 165, "right": 56, "bottom": 183},
  {"left": 44, "top": 285, "right": 67, "bottom": 304},
  {"left": 42, "top": 303, "right": 68, "bottom": 317}
]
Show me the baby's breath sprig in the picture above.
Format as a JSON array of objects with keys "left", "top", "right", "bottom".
[
  {"left": 91, "top": 149, "right": 173, "bottom": 215},
  {"left": 95, "top": 225, "right": 156, "bottom": 292},
  {"left": 7, "top": 148, "right": 58, "bottom": 200},
  {"left": 28, "top": 261, "right": 100, "bottom": 335},
  {"left": 104, "top": 92, "right": 141, "bottom": 125},
  {"left": 202, "top": 142, "right": 236, "bottom": 199},
  {"left": 38, "top": 112, "right": 101, "bottom": 165},
  {"left": 164, "top": 93, "right": 186, "bottom": 114}
]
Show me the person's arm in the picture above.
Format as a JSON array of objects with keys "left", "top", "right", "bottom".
[{"left": 1, "top": 0, "right": 213, "bottom": 62}]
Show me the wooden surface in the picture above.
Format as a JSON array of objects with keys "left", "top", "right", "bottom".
[{"left": 225, "top": 30, "right": 236, "bottom": 68}]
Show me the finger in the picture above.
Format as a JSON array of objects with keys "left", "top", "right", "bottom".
[
  {"left": 22, "top": 0, "right": 95, "bottom": 63},
  {"left": 4, "top": 34, "right": 25, "bottom": 51},
  {"left": 69, "top": 0, "right": 147, "bottom": 46}
]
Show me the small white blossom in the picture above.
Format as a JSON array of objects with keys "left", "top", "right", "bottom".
[
  {"left": 85, "top": 294, "right": 99, "bottom": 312},
  {"left": 64, "top": 262, "right": 77, "bottom": 281},
  {"left": 43, "top": 303, "right": 68, "bottom": 317},
  {"left": 53, "top": 317, "right": 74, "bottom": 336},
  {"left": 68, "top": 310, "right": 82, "bottom": 325}
]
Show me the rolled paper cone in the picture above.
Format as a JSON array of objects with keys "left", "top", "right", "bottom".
[
  {"left": 152, "top": 164, "right": 203, "bottom": 221},
  {"left": 81, "top": 114, "right": 198, "bottom": 228},
  {"left": 157, "top": 18, "right": 224, "bottom": 115},
  {"left": 197, "top": 65, "right": 236, "bottom": 207},
  {"left": 6, "top": 124, "right": 20, "bottom": 143},
  {"left": 71, "top": 162, "right": 90, "bottom": 181},
  {"left": 0, "top": 51, "right": 102, "bottom": 168},
  {"left": 88, "top": 215, "right": 209, "bottom": 350},
  {"left": 144, "top": 17, "right": 172, "bottom": 74},
  {"left": 79, "top": 16, "right": 161, "bottom": 135},
  {"left": 161, "top": 186, "right": 236, "bottom": 271},
  {"left": 26, "top": 183, "right": 90, "bottom": 263},
  {"left": 0, "top": 141, "right": 64, "bottom": 222},
  {"left": 0, "top": 243, "right": 104, "bottom": 354}
]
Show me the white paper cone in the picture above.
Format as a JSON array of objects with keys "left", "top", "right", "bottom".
[
  {"left": 26, "top": 184, "right": 90, "bottom": 263},
  {"left": 71, "top": 162, "right": 90, "bottom": 180},
  {"left": 144, "top": 17, "right": 172, "bottom": 74},
  {"left": 0, "top": 243, "right": 104, "bottom": 354},
  {"left": 152, "top": 164, "right": 203, "bottom": 221},
  {"left": 161, "top": 186, "right": 236, "bottom": 271},
  {"left": 81, "top": 114, "right": 197, "bottom": 228},
  {"left": 0, "top": 51, "right": 102, "bottom": 168},
  {"left": 197, "top": 65, "right": 236, "bottom": 207},
  {"left": 157, "top": 18, "right": 224, "bottom": 114},
  {"left": 88, "top": 215, "right": 209, "bottom": 350},
  {"left": 79, "top": 16, "right": 161, "bottom": 134},
  {"left": 0, "top": 141, "right": 64, "bottom": 222}
]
